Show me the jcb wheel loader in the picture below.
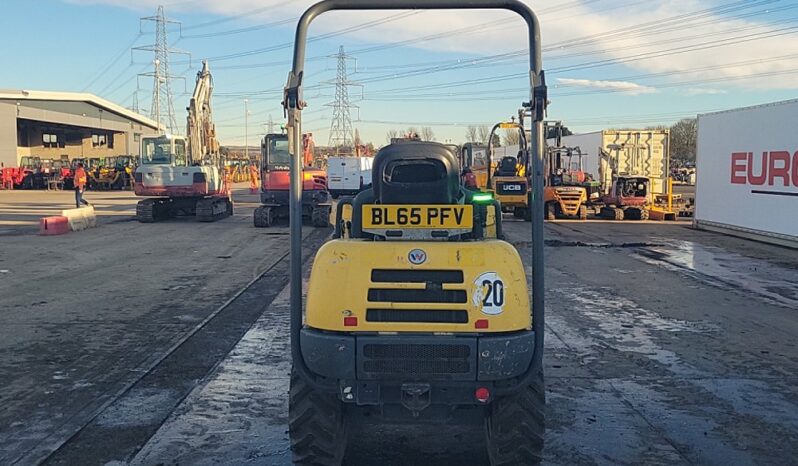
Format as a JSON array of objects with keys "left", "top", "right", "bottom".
[{"left": 283, "top": 2, "right": 547, "bottom": 465}]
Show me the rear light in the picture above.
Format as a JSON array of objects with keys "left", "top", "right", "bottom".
[
  {"left": 475, "top": 387, "right": 490, "bottom": 403},
  {"left": 343, "top": 316, "right": 358, "bottom": 327},
  {"left": 475, "top": 319, "right": 489, "bottom": 329}
]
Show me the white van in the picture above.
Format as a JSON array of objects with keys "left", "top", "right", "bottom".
[{"left": 327, "top": 156, "right": 373, "bottom": 198}]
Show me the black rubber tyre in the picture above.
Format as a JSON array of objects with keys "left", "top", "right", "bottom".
[
  {"left": 578, "top": 205, "right": 588, "bottom": 220},
  {"left": 253, "top": 206, "right": 272, "bottom": 228},
  {"left": 288, "top": 370, "right": 347, "bottom": 466},
  {"left": 312, "top": 206, "right": 330, "bottom": 228},
  {"left": 485, "top": 370, "right": 546, "bottom": 465},
  {"left": 513, "top": 208, "right": 527, "bottom": 219},
  {"left": 545, "top": 203, "right": 556, "bottom": 221}
]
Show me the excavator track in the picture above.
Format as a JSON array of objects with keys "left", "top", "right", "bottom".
[
  {"left": 136, "top": 199, "right": 172, "bottom": 223},
  {"left": 196, "top": 197, "right": 232, "bottom": 222}
]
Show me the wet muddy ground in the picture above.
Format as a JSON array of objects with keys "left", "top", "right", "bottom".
[
  {"left": 117, "top": 222, "right": 798, "bottom": 465},
  {"left": 2, "top": 199, "right": 797, "bottom": 465}
]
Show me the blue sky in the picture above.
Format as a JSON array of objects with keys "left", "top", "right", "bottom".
[{"left": 2, "top": 0, "right": 798, "bottom": 147}]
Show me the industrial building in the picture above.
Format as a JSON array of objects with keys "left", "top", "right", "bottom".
[{"left": 0, "top": 89, "right": 160, "bottom": 168}]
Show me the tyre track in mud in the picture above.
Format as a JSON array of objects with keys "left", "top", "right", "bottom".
[
  {"left": 511, "top": 221, "right": 798, "bottom": 465},
  {"left": 37, "top": 228, "right": 329, "bottom": 466}
]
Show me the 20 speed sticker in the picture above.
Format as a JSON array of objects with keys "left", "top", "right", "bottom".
[{"left": 473, "top": 272, "right": 505, "bottom": 315}]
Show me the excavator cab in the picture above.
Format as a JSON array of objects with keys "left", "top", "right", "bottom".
[{"left": 283, "top": 2, "right": 548, "bottom": 464}]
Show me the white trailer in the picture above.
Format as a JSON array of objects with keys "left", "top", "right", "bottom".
[
  {"left": 555, "top": 129, "right": 670, "bottom": 196},
  {"left": 327, "top": 156, "right": 373, "bottom": 198},
  {"left": 695, "top": 100, "right": 798, "bottom": 248}
]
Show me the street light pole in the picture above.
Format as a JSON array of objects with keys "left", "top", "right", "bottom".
[{"left": 244, "top": 99, "right": 249, "bottom": 161}]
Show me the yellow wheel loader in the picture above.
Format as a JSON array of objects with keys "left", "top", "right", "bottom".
[{"left": 283, "top": 2, "right": 547, "bottom": 465}]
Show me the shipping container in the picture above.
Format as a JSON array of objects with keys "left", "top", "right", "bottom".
[
  {"left": 695, "top": 100, "right": 798, "bottom": 248},
  {"left": 555, "top": 130, "right": 670, "bottom": 196},
  {"left": 327, "top": 156, "right": 373, "bottom": 198}
]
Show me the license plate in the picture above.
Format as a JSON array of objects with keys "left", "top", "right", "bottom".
[{"left": 362, "top": 205, "right": 473, "bottom": 229}]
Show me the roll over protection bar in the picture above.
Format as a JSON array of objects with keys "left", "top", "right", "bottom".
[{"left": 283, "top": 0, "right": 547, "bottom": 391}]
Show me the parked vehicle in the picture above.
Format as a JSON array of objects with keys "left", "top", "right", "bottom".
[{"left": 327, "top": 156, "right": 373, "bottom": 198}]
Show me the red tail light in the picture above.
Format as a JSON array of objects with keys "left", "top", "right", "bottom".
[
  {"left": 343, "top": 316, "right": 358, "bottom": 327},
  {"left": 475, "top": 387, "right": 490, "bottom": 403},
  {"left": 475, "top": 319, "right": 489, "bottom": 329}
]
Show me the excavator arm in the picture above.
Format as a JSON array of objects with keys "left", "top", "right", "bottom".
[{"left": 186, "top": 60, "right": 219, "bottom": 165}]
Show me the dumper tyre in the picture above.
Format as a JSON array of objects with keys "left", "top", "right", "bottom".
[
  {"left": 485, "top": 370, "right": 545, "bottom": 465},
  {"left": 545, "top": 203, "right": 556, "bottom": 221},
  {"left": 312, "top": 206, "right": 330, "bottom": 228},
  {"left": 288, "top": 370, "right": 347, "bottom": 466},
  {"left": 253, "top": 206, "right": 272, "bottom": 228}
]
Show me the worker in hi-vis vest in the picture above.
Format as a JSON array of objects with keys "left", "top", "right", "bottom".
[{"left": 74, "top": 162, "right": 89, "bottom": 208}]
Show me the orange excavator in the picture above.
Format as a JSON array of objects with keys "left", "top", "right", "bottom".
[{"left": 253, "top": 132, "right": 331, "bottom": 227}]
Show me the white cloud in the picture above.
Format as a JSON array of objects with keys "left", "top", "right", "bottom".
[
  {"left": 556, "top": 78, "right": 656, "bottom": 95},
  {"left": 685, "top": 88, "right": 728, "bottom": 96}
]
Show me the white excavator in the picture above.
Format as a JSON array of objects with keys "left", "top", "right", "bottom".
[{"left": 134, "top": 60, "right": 233, "bottom": 222}]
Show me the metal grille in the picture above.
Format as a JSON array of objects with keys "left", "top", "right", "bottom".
[
  {"left": 367, "top": 288, "right": 466, "bottom": 303},
  {"left": 371, "top": 269, "right": 464, "bottom": 284},
  {"left": 366, "top": 309, "right": 468, "bottom": 323},
  {"left": 362, "top": 343, "right": 471, "bottom": 376}
]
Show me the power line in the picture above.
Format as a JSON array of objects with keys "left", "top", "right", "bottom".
[
  {"left": 83, "top": 32, "right": 143, "bottom": 91},
  {"left": 181, "top": 1, "right": 291, "bottom": 30}
]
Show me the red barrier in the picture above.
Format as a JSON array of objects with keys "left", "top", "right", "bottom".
[{"left": 39, "top": 216, "right": 70, "bottom": 236}]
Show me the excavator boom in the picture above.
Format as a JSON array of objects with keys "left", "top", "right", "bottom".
[{"left": 186, "top": 60, "right": 219, "bottom": 165}]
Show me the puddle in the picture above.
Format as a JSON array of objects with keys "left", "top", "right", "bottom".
[{"left": 637, "top": 240, "right": 798, "bottom": 309}]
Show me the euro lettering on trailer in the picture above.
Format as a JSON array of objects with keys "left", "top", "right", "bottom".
[{"left": 473, "top": 272, "right": 505, "bottom": 315}]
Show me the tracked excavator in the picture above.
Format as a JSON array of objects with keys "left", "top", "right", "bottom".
[
  {"left": 253, "top": 132, "right": 330, "bottom": 227},
  {"left": 134, "top": 60, "right": 232, "bottom": 223}
]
